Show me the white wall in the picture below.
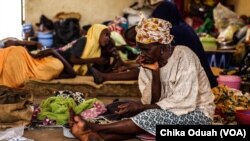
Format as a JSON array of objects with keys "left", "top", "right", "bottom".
[
  {"left": 0, "top": 0, "right": 22, "bottom": 39},
  {"left": 25, "top": 0, "right": 136, "bottom": 27},
  {"left": 227, "top": 0, "right": 250, "bottom": 16}
]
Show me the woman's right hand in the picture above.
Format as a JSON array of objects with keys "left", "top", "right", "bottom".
[
  {"left": 115, "top": 101, "right": 144, "bottom": 117},
  {"left": 34, "top": 48, "right": 54, "bottom": 58},
  {"left": 36, "top": 42, "right": 43, "bottom": 50}
]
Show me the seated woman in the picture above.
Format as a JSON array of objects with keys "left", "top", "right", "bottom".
[
  {"left": 0, "top": 44, "right": 75, "bottom": 88},
  {"left": 57, "top": 24, "right": 139, "bottom": 83},
  {"left": 69, "top": 18, "right": 215, "bottom": 141},
  {"left": 150, "top": 0, "right": 217, "bottom": 88}
]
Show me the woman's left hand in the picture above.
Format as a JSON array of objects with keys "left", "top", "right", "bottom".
[{"left": 69, "top": 115, "right": 88, "bottom": 139}]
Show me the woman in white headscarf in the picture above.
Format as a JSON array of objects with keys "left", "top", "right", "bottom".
[{"left": 69, "top": 17, "right": 215, "bottom": 141}]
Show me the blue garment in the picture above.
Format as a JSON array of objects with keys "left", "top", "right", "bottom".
[
  {"left": 151, "top": 1, "right": 217, "bottom": 88},
  {"left": 0, "top": 41, "right": 4, "bottom": 48}
]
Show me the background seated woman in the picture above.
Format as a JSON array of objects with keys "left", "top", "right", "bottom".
[{"left": 57, "top": 24, "right": 139, "bottom": 83}]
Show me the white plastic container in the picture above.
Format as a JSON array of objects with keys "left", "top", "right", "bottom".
[{"left": 62, "top": 126, "right": 75, "bottom": 138}]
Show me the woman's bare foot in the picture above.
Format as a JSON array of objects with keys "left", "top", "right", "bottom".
[
  {"left": 70, "top": 116, "right": 104, "bottom": 141},
  {"left": 82, "top": 131, "right": 105, "bottom": 141},
  {"left": 70, "top": 116, "right": 89, "bottom": 137},
  {"left": 88, "top": 66, "right": 105, "bottom": 84}
]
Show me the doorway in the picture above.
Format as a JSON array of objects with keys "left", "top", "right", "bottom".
[{"left": 0, "top": 0, "right": 23, "bottom": 39}]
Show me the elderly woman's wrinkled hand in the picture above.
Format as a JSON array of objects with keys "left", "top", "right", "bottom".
[
  {"left": 115, "top": 101, "right": 144, "bottom": 117},
  {"left": 136, "top": 55, "right": 159, "bottom": 70},
  {"left": 141, "top": 62, "right": 159, "bottom": 71}
]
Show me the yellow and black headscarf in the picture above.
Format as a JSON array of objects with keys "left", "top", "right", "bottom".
[
  {"left": 73, "top": 24, "right": 107, "bottom": 75},
  {"left": 136, "top": 17, "right": 174, "bottom": 45}
]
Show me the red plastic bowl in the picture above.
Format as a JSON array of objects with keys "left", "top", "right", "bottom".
[{"left": 236, "top": 110, "right": 250, "bottom": 125}]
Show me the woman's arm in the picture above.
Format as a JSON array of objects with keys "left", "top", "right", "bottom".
[
  {"left": 4, "top": 40, "right": 43, "bottom": 50},
  {"left": 65, "top": 36, "right": 110, "bottom": 67},
  {"left": 69, "top": 55, "right": 109, "bottom": 65},
  {"left": 114, "top": 62, "right": 162, "bottom": 117},
  {"left": 101, "top": 40, "right": 126, "bottom": 70},
  {"left": 155, "top": 54, "right": 202, "bottom": 111},
  {"left": 140, "top": 62, "right": 161, "bottom": 104},
  {"left": 115, "top": 101, "right": 161, "bottom": 117},
  {"left": 35, "top": 49, "right": 76, "bottom": 78},
  {"left": 151, "top": 68, "right": 161, "bottom": 103},
  {"left": 110, "top": 49, "right": 125, "bottom": 68},
  {"left": 51, "top": 50, "right": 76, "bottom": 78}
]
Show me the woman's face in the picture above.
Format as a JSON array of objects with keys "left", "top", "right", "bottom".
[
  {"left": 136, "top": 42, "right": 161, "bottom": 64},
  {"left": 99, "top": 29, "right": 111, "bottom": 47}
]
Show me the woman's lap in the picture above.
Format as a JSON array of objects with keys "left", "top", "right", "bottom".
[{"left": 131, "top": 109, "right": 212, "bottom": 135}]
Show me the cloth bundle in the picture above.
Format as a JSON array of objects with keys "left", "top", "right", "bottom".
[{"left": 0, "top": 86, "right": 33, "bottom": 129}]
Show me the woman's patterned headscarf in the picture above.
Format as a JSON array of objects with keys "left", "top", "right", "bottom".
[{"left": 136, "top": 17, "right": 174, "bottom": 45}]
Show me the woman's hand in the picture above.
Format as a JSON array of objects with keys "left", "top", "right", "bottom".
[
  {"left": 69, "top": 115, "right": 88, "bottom": 139},
  {"left": 136, "top": 55, "right": 159, "bottom": 70},
  {"left": 36, "top": 42, "right": 43, "bottom": 50},
  {"left": 141, "top": 61, "right": 159, "bottom": 71},
  {"left": 112, "top": 65, "right": 128, "bottom": 73},
  {"left": 135, "top": 55, "right": 144, "bottom": 64},
  {"left": 115, "top": 101, "right": 144, "bottom": 117},
  {"left": 136, "top": 56, "right": 159, "bottom": 70},
  {"left": 95, "top": 57, "right": 109, "bottom": 65},
  {"left": 34, "top": 48, "right": 54, "bottom": 58}
]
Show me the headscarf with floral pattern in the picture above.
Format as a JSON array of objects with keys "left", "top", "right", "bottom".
[{"left": 136, "top": 17, "right": 174, "bottom": 45}]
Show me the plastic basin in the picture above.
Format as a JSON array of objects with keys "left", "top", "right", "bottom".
[
  {"left": 236, "top": 110, "right": 250, "bottom": 125},
  {"left": 217, "top": 75, "right": 241, "bottom": 90},
  {"left": 37, "top": 32, "right": 53, "bottom": 47}
]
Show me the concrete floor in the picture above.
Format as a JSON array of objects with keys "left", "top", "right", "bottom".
[
  {"left": 24, "top": 127, "right": 77, "bottom": 141},
  {"left": 23, "top": 128, "right": 140, "bottom": 141},
  {"left": 23, "top": 95, "right": 141, "bottom": 141}
]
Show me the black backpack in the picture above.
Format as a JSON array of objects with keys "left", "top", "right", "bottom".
[{"left": 53, "top": 18, "right": 81, "bottom": 48}]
